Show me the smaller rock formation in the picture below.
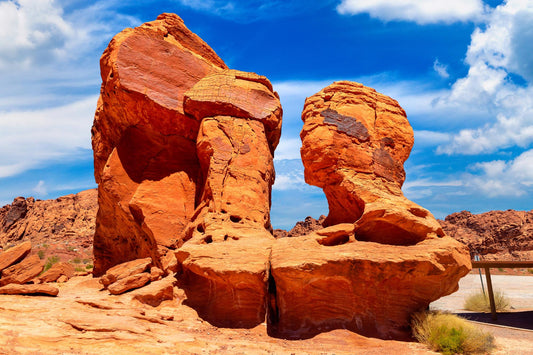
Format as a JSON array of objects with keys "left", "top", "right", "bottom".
[
  {"left": 266, "top": 81, "right": 471, "bottom": 340},
  {"left": 0, "top": 283, "right": 59, "bottom": 296},
  {"left": 38, "top": 262, "right": 75, "bottom": 283}
]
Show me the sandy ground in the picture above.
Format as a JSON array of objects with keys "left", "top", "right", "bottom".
[
  {"left": 0, "top": 273, "right": 531, "bottom": 354},
  {"left": 431, "top": 274, "right": 533, "bottom": 354}
]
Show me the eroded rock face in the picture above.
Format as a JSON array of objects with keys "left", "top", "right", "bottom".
[
  {"left": 175, "top": 69, "right": 282, "bottom": 328},
  {"left": 300, "top": 81, "right": 443, "bottom": 245},
  {"left": 92, "top": 13, "right": 227, "bottom": 275}
]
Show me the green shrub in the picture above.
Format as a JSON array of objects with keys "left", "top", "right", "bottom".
[
  {"left": 72, "top": 257, "right": 81, "bottom": 264},
  {"left": 464, "top": 290, "right": 510, "bottom": 312},
  {"left": 86, "top": 264, "right": 94, "bottom": 270},
  {"left": 82, "top": 259, "right": 91, "bottom": 264},
  {"left": 528, "top": 268, "right": 533, "bottom": 274},
  {"left": 412, "top": 311, "right": 494, "bottom": 355},
  {"left": 43, "top": 256, "right": 60, "bottom": 272},
  {"left": 74, "top": 266, "right": 85, "bottom": 272},
  {"left": 37, "top": 250, "right": 45, "bottom": 260}
]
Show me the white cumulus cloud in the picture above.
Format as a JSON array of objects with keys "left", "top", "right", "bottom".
[
  {"left": 336, "top": 0, "right": 487, "bottom": 24},
  {"left": 436, "top": 0, "right": 533, "bottom": 155}
]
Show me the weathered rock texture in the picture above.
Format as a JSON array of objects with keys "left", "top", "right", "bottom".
[
  {"left": 0, "top": 189, "right": 96, "bottom": 248},
  {"left": 440, "top": 210, "right": 533, "bottom": 260},
  {"left": 176, "top": 69, "right": 282, "bottom": 328},
  {"left": 265, "top": 81, "right": 471, "bottom": 340},
  {"left": 269, "top": 226, "right": 471, "bottom": 340},
  {"left": 300, "top": 81, "right": 444, "bottom": 245},
  {"left": 91, "top": 13, "right": 227, "bottom": 275}
]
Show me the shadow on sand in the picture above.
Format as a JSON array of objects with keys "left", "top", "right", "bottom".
[{"left": 456, "top": 311, "right": 533, "bottom": 330}]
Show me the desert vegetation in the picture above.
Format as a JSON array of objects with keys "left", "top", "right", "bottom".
[
  {"left": 464, "top": 290, "right": 510, "bottom": 312},
  {"left": 412, "top": 311, "right": 495, "bottom": 354}
]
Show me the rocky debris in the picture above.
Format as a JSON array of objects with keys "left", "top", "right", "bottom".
[
  {"left": 0, "top": 189, "right": 96, "bottom": 248},
  {"left": 440, "top": 210, "right": 533, "bottom": 260},
  {"left": 100, "top": 257, "right": 152, "bottom": 288},
  {"left": 0, "top": 283, "right": 59, "bottom": 296},
  {"left": 269, "top": 229, "right": 470, "bottom": 340},
  {"left": 175, "top": 69, "right": 282, "bottom": 328},
  {"left": 108, "top": 272, "right": 151, "bottom": 295},
  {"left": 301, "top": 81, "right": 444, "bottom": 245},
  {"left": 38, "top": 261, "right": 75, "bottom": 283},
  {"left": 99, "top": 257, "right": 176, "bottom": 299},
  {"left": 91, "top": 13, "right": 228, "bottom": 276},
  {"left": 0, "top": 240, "right": 31, "bottom": 272},
  {"left": 0, "top": 254, "right": 43, "bottom": 286},
  {"left": 131, "top": 275, "right": 176, "bottom": 306}
]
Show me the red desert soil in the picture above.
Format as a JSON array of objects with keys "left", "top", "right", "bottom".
[{"left": 0, "top": 275, "right": 434, "bottom": 355}]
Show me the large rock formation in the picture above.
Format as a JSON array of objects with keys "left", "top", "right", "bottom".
[
  {"left": 268, "top": 81, "right": 470, "bottom": 340},
  {"left": 91, "top": 15, "right": 469, "bottom": 340},
  {"left": 440, "top": 210, "right": 533, "bottom": 260},
  {"left": 0, "top": 189, "right": 96, "bottom": 248},
  {"left": 91, "top": 13, "right": 227, "bottom": 275}
]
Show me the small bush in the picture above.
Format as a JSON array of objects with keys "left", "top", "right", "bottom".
[
  {"left": 37, "top": 250, "right": 45, "bottom": 260},
  {"left": 82, "top": 258, "right": 91, "bottom": 264},
  {"left": 43, "top": 255, "right": 60, "bottom": 272},
  {"left": 528, "top": 268, "right": 533, "bottom": 274},
  {"left": 72, "top": 257, "right": 81, "bottom": 264},
  {"left": 66, "top": 246, "right": 76, "bottom": 252},
  {"left": 75, "top": 266, "right": 85, "bottom": 272},
  {"left": 464, "top": 290, "right": 510, "bottom": 312},
  {"left": 412, "top": 311, "right": 494, "bottom": 355},
  {"left": 86, "top": 264, "right": 94, "bottom": 270}
]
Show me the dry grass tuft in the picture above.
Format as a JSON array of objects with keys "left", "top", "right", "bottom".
[
  {"left": 412, "top": 311, "right": 495, "bottom": 355},
  {"left": 464, "top": 290, "right": 510, "bottom": 312}
]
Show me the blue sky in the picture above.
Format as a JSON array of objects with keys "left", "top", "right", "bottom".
[{"left": 1, "top": 0, "right": 533, "bottom": 229}]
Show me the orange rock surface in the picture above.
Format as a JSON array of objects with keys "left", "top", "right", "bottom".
[
  {"left": 91, "top": 13, "right": 227, "bottom": 275},
  {"left": 269, "top": 229, "right": 471, "bottom": 340},
  {"left": 175, "top": 69, "right": 282, "bottom": 328},
  {"left": 301, "top": 81, "right": 444, "bottom": 245}
]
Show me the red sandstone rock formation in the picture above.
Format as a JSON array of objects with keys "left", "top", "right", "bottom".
[
  {"left": 176, "top": 69, "right": 282, "bottom": 328},
  {"left": 440, "top": 210, "right": 533, "bottom": 260},
  {"left": 300, "top": 81, "right": 444, "bottom": 245},
  {"left": 91, "top": 13, "right": 227, "bottom": 275},
  {"left": 0, "top": 241, "right": 31, "bottom": 272},
  {"left": 266, "top": 81, "right": 471, "bottom": 340},
  {"left": 0, "top": 189, "right": 96, "bottom": 249}
]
